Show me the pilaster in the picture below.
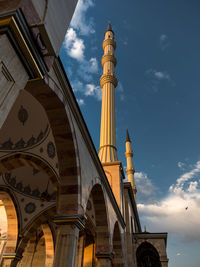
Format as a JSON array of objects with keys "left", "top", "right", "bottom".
[{"left": 53, "top": 215, "right": 86, "bottom": 267}]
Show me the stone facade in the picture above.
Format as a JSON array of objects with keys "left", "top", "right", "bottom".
[{"left": 0, "top": 1, "right": 168, "bottom": 266}]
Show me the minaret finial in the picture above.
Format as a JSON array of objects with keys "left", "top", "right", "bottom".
[
  {"left": 99, "top": 23, "right": 118, "bottom": 163},
  {"left": 107, "top": 21, "right": 112, "bottom": 31},
  {"left": 125, "top": 130, "right": 137, "bottom": 200}
]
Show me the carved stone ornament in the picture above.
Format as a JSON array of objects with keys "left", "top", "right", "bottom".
[
  {"left": 18, "top": 105, "right": 28, "bottom": 125},
  {"left": 25, "top": 202, "right": 36, "bottom": 214},
  {"left": 0, "top": 125, "right": 49, "bottom": 151},
  {"left": 47, "top": 141, "right": 56, "bottom": 158}
]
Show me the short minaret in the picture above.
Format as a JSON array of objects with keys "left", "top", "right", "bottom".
[
  {"left": 125, "top": 129, "right": 137, "bottom": 200},
  {"left": 99, "top": 22, "right": 118, "bottom": 163}
]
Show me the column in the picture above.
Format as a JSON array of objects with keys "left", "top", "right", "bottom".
[
  {"left": 53, "top": 215, "right": 85, "bottom": 267},
  {"left": 96, "top": 252, "right": 114, "bottom": 267}
]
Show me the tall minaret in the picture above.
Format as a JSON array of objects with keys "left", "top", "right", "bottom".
[
  {"left": 99, "top": 22, "right": 118, "bottom": 163},
  {"left": 125, "top": 130, "right": 137, "bottom": 200}
]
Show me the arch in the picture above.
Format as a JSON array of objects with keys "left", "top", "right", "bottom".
[
  {"left": 89, "top": 183, "right": 111, "bottom": 253},
  {"left": 16, "top": 206, "right": 56, "bottom": 258},
  {"left": 17, "top": 223, "right": 54, "bottom": 267},
  {"left": 42, "top": 224, "right": 54, "bottom": 266},
  {"left": 0, "top": 191, "right": 18, "bottom": 254},
  {"left": 25, "top": 79, "right": 81, "bottom": 214},
  {"left": 112, "top": 222, "right": 124, "bottom": 267},
  {"left": 136, "top": 241, "right": 162, "bottom": 267}
]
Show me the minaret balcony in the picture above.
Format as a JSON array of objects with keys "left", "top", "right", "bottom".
[
  {"left": 101, "top": 54, "right": 117, "bottom": 67},
  {"left": 126, "top": 168, "right": 135, "bottom": 175},
  {"left": 102, "top": 39, "right": 116, "bottom": 50},
  {"left": 100, "top": 74, "right": 118, "bottom": 88},
  {"left": 125, "top": 151, "right": 133, "bottom": 157}
]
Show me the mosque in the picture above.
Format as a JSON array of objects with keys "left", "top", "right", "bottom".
[{"left": 0, "top": 0, "right": 168, "bottom": 266}]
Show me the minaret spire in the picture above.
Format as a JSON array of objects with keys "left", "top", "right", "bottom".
[
  {"left": 125, "top": 129, "right": 137, "bottom": 200},
  {"left": 99, "top": 22, "right": 118, "bottom": 163},
  {"left": 107, "top": 21, "right": 112, "bottom": 31}
]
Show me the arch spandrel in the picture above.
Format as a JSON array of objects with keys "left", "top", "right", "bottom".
[
  {"left": 0, "top": 89, "right": 59, "bottom": 181},
  {"left": 0, "top": 164, "right": 57, "bottom": 234}
]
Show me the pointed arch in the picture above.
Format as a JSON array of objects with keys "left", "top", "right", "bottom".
[
  {"left": 136, "top": 241, "right": 162, "bottom": 267},
  {"left": 16, "top": 207, "right": 56, "bottom": 260},
  {"left": 89, "top": 183, "right": 111, "bottom": 253},
  {"left": 112, "top": 221, "right": 124, "bottom": 267},
  {"left": 17, "top": 222, "right": 55, "bottom": 267},
  {"left": 42, "top": 224, "right": 54, "bottom": 266}
]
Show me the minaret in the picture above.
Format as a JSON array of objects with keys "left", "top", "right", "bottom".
[
  {"left": 125, "top": 129, "right": 137, "bottom": 200},
  {"left": 99, "top": 22, "right": 118, "bottom": 163}
]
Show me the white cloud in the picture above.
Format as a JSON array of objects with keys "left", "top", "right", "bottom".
[
  {"left": 117, "top": 81, "right": 125, "bottom": 101},
  {"left": 76, "top": 98, "right": 85, "bottom": 106},
  {"left": 145, "top": 69, "right": 173, "bottom": 92},
  {"left": 71, "top": 80, "right": 84, "bottom": 92},
  {"left": 71, "top": 81, "right": 102, "bottom": 101},
  {"left": 85, "top": 84, "right": 102, "bottom": 100},
  {"left": 171, "top": 161, "right": 200, "bottom": 193},
  {"left": 71, "top": 0, "right": 95, "bottom": 35},
  {"left": 178, "top": 161, "right": 185, "bottom": 170},
  {"left": 187, "top": 181, "right": 198, "bottom": 193},
  {"left": 160, "top": 34, "right": 167, "bottom": 42},
  {"left": 78, "top": 57, "right": 99, "bottom": 82},
  {"left": 117, "top": 82, "right": 124, "bottom": 92},
  {"left": 160, "top": 34, "right": 170, "bottom": 51},
  {"left": 135, "top": 172, "right": 157, "bottom": 203},
  {"left": 64, "top": 28, "right": 85, "bottom": 61},
  {"left": 137, "top": 161, "right": 200, "bottom": 242},
  {"left": 154, "top": 71, "right": 170, "bottom": 80},
  {"left": 63, "top": 0, "right": 100, "bottom": 102},
  {"left": 146, "top": 69, "right": 171, "bottom": 81}
]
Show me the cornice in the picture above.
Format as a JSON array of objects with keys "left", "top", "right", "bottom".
[
  {"left": 0, "top": 9, "right": 48, "bottom": 78},
  {"left": 134, "top": 232, "right": 168, "bottom": 246},
  {"left": 52, "top": 214, "right": 86, "bottom": 230},
  {"left": 102, "top": 38, "right": 116, "bottom": 50}
]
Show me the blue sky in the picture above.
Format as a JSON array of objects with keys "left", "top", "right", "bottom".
[{"left": 60, "top": 1, "right": 200, "bottom": 266}]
